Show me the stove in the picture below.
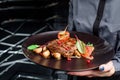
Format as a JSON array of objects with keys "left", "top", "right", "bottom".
[{"left": 0, "top": 0, "right": 70, "bottom": 80}]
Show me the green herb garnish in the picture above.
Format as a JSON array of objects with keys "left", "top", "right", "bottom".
[
  {"left": 75, "top": 35, "right": 86, "bottom": 54},
  {"left": 27, "top": 44, "right": 39, "bottom": 50},
  {"left": 87, "top": 42, "right": 93, "bottom": 46}
]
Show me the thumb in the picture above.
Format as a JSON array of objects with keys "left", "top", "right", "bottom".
[{"left": 99, "top": 61, "right": 113, "bottom": 72}]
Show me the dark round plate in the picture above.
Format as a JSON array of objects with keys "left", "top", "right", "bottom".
[{"left": 22, "top": 31, "right": 115, "bottom": 72}]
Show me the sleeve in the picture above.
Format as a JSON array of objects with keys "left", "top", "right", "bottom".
[
  {"left": 99, "top": 24, "right": 120, "bottom": 75},
  {"left": 112, "top": 31, "right": 120, "bottom": 75}
]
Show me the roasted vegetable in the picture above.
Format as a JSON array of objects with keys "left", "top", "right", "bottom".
[
  {"left": 52, "top": 52, "right": 61, "bottom": 60},
  {"left": 33, "top": 47, "right": 42, "bottom": 54},
  {"left": 42, "top": 50, "right": 50, "bottom": 58}
]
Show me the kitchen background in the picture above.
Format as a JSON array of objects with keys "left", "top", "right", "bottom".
[{"left": 0, "top": 0, "right": 72, "bottom": 80}]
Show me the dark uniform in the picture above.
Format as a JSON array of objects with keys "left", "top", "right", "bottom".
[{"left": 68, "top": 0, "right": 120, "bottom": 80}]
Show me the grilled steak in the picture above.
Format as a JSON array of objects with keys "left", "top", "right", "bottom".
[{"left": 47, "top": 38, "right": 77, "bottom": 58}]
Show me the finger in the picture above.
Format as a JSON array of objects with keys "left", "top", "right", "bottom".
[
  {"left": 99, "top": 61, "right": 113, "bottom": 72},
  {"left": 67, "top": 70, "right": 93, "bottom": 76}
]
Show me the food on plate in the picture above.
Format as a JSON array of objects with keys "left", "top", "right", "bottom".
[
  {"left": 47, "top": 37, "right": 78, "bottom": 60},
  {"left": 58, "top": 26, "right": 70, "bottom": 41},
  {"left": 27, "top": 29, "right": 94, "bottom": 61}
]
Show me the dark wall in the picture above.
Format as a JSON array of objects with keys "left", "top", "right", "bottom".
[{"left": 0, "top": 0, "right": 69, "bottom": 29}]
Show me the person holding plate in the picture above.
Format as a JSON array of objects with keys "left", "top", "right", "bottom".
[{"left": 67, "top": 0, "right": 120, "bottom": 80}]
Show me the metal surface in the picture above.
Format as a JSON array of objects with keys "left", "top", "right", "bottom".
[{"left": 0, "top": 21, "right": 54, "bottom": 80}]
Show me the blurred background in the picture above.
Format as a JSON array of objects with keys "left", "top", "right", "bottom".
[{"left": 0, "top": 0, "right": 70, "bottom": 80}]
